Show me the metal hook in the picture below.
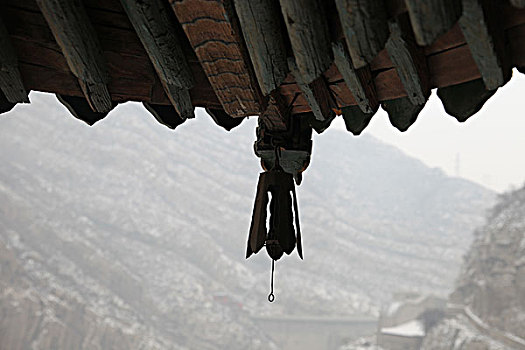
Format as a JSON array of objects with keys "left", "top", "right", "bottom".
[{"left": 268, "top": 259, "right": 275, "bottom": 303}]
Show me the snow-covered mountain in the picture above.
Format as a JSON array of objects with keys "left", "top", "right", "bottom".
[
  {"left": 421, "top": 186, "right": 525, "bottom": 350},
  {"left": 0, "top": 93, "right": 494, "bottom": 349}
]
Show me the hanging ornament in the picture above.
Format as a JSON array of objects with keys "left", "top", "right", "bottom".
[
  {"left": 246, "top": 116, "right": 313, "bottom": 302},
  {"left": 246, "top": 146, "right": 303, "bottom": 261}
]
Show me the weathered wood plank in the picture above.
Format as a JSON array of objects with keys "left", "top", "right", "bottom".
[
  {"left": 428, "top": 44, "right": 481, "bottom": 87},
  {"left": 289, "top": 58, "right": 335, "bottom": 121},
  {"left": 341, "top": 105, "right": 376, "bottom": 135},
  {"left": 459, "top": 0, "right": 511, "bottom": 90},
  {"left": 0, "top": 18, "right": 29, "bottom": 103},
  {"left": 437, "top": 78, "right": 497, "bottom": 122},
  {"left": 386, "top": 16, "right": 431, "bottom": 105},
  {"left": 143, "top": 102, "right": 186, "bottom": 129},
  {"left": 170, "top": 0, "right": 261, "bottom": 117},
  {"left": 510, "top": 0, "right": 525, "bottom": 8},
  {"left": 36, "top": 0, "right": 112, "bottom": 112},
  {"left": 56, "top": 94, "right": 114, "bottom": 125},
  {"left": 332, "top": 41, "right": 378, "bottom": 113},
  {"left": 382, "top": 96, "right": 425, "bottom": 132},
  {"left": 234, "top": 0, "right": 288, "bottom": 95},
  {"left": 279, "top": 0, "right": 332, "bottom": 83},
  {"left": 334, "top": 0, "right": 389, "bottom": 69},
  {"left": 405, "top": 0, "right": 462, "bottom": 46},
  {"left": 120, "top": 0, "right": 195, "bottom": 119}
]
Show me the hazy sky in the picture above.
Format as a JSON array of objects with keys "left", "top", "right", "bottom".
[{"left": 331, "top": 70, "right": 525, "bottom": 193}]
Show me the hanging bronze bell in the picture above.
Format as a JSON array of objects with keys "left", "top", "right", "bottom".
[{"left": 246, "top": 156, "right": 303, "bottom": 261}]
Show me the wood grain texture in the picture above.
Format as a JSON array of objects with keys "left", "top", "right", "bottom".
[
  {"left": 335, "top": 0, "right": 389, "bottom": 68},
  {"left": 0, "top": 17, "right": 29, "bottom": 103},
  {"left": 437, "top": 78, "right": 496, "bottom": 122},
  {"left": 459, "top": 0, "right": 511, "bottom": 90},
  {"left": 170, "top": 0, "right": 261, "bottom": 117},
  {"left": 234, "top": 0, "right": 288, "bottom": 95},
  {"left": 405, "top": 0, "right": 462, "bottom": 46},
  {"left": 36, "top": 0, "right": 112, "bottom": 112},
  {"left": 332, "top": 41, "right": 378, "bottom": 113},
  {"left": 289, "top": 58, "right": 335, "bottom": 121},
  {"left": 279, "top": 0, "right": 332, "bottom": 83},
  {"left": 382, "top": 96, "right": 425, "bottom": 132},
  {"left": 386, "top": 17, "right": 430, "bottom": 105},
  {"left": 121, "top": 0, "right": 195, "bottom": 118}
]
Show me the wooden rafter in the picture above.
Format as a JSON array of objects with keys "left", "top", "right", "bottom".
[
  {"left": 120, "top": 0, "right": 195, "bottom": 119},
  {"left": 234, "top": 0, "right": 288, "bottom": 96},
  {"left": 404, "top": 0, "right": 462, "bottom": 46},
  {"left": 169, "top": 0, "right": 262, "bottom": 117},
  {"left": 459, "top": 0, "right": 511, "bottom": 90},
  {"left": 279, "top": 0, "right": 332, "bottom": 84},
  {"left": 0, "top": 17, "right": 29, "bottom": 104},
  {"left": 437, "top": 78, "right": 497, "bottom": 122},
  {"left": 382, "top": 97, "right": 425, "bottom": 132},
  {"left": 334, "top": 0, "right": 389, "bottom": 69},
  {"left": 56, "top": 94, "right": 113, "bottom": 126},
  {"left": 341, "top": 105, "right": 375, "bottom": 135},
  {"left": 0, "top": 90, "right": 16, "bottom": 114},
  {"left": 36, "top": 0, "right": 112, "bottom": 113},
  {"left": 143, "top": 102, "right": 186, "bottom": 130},
  {"left": 289, "top": 58, "right": 335, "bottom": 121},
  {"left": 386, "top": 16, "right": 430, "bottom": 106},
  {"left": 332, "top": 41, "right": 378, "bottom": 114}
]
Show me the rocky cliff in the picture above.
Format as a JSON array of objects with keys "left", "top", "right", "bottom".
[{"left": 421, "top": 186, "right": 525, "bottom": 349}]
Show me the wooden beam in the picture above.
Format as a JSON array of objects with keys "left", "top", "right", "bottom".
[
  {"left": 289, "top": 58, "right": 335, "bottom": 121},
  {"left": 334, "top": 0, "right": 389, "bottom": 69},
  {"left": 36, "top": 0, "right": 111, "bottom": 113},
  {"left": 0, "top": 18, "right": 29, "bottom": 103},
  {"left": 437, "top": 78, "right": 497, "bottom": 122},
  {"left": 279, "top": 0, "right": 332, "bottom": 83},
  {"left": 234, "top": 0, "right": 288, "bottom": 95},
  {"left": 205, "top": 108, "right": 245, "bottom": 131},
  {"left": 56, "top": 94, "right": 114, "bottom": 126},
  {"left": 332, "top": 41, "right": 379, "bottom": 113},
  {"left": 510, "top": 0, "right": 525, "bottom": 8},
  {"left": 404, "top": 0, "right": 462, "bottom": 46},
  {"left": 120, "top": 0, "right": 195, "bottom": 119},
  {"left": 341, "top": 105, "right": 376, "bottom": 135},
  {"left": 143, "top": 102, "right": 186, "bottom": 130},
  {"left": 382, "top": 96, "right": 425, "bottom": 132},
  {"left": 386, "top": 16, "right": 431, "bottom": 105},
  {"left": 459, "top": 0, "right": 511, "bottom": 90},
  {"left": 170, "top": 0, "right": 262, "bottom": 117}
]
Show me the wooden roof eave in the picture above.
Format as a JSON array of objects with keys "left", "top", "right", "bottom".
[{"left": 0, "top": 0, "right": 524, "bottom": 133}]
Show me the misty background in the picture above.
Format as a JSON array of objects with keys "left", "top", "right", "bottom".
[{"left": 0, "top": 86, "right": 523, "bottom": 349}]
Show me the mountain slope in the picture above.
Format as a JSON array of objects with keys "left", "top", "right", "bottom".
[{"left": 0, "top": 93, "right": 494, "bottom": 349}]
